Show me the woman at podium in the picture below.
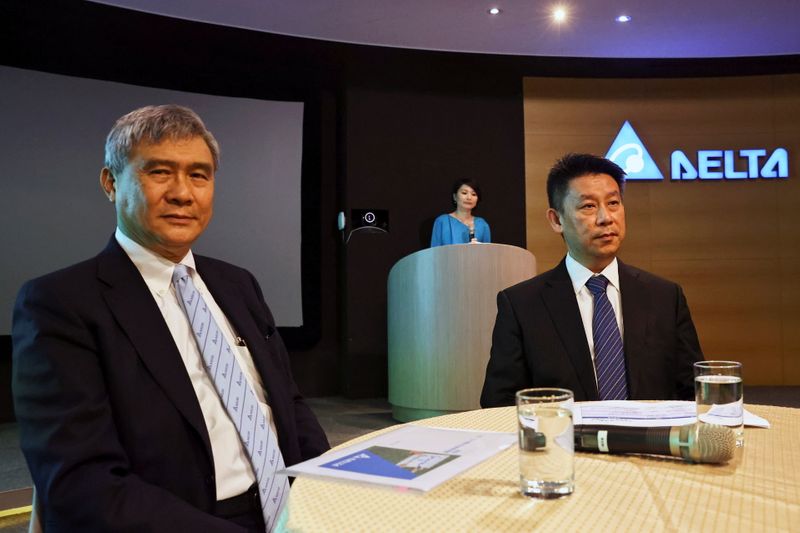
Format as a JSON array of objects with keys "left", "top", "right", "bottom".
[{"left": 431, "top": 178, "right": 491, "bottom": 247}]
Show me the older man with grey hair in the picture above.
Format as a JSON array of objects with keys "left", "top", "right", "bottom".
[{"left": 13, "top": 105, "right": 329, "bottom": 532}]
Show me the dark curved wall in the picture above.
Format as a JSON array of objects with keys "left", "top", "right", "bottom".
[{"left": 1, "top": 1, "right": 798, "bottom": 409}]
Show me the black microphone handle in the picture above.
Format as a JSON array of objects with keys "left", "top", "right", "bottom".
[{"left": 574, "top": 425, "right": 672, "bottom": 456}]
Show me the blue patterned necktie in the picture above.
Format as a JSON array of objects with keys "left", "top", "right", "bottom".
[
  {"left": 172, "top": 264, "right": 288, "bottom": 532},
  {"left": 585, "top": 275, "right": 629, "bottom": 400}
]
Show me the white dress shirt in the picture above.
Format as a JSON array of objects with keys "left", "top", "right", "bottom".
[
  {"left": 115, "top": 228, "right": 277, "bottom": 500},
  {"left": 564, "top": 254, "right": 624, "bottom": 384}
]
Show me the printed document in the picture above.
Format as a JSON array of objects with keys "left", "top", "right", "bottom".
[
  {"left": 281, "top": 425, "right": 515, "bottom": 491},
  {"left": 574, "top": 400, "right": 769, "bottom": 428}
]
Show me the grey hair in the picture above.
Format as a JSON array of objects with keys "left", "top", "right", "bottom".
[{"left": 104, "top": 104, "right": 220, "bottom": 176}]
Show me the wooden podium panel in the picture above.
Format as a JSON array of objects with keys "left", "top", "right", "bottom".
[{"left": 387, "top": 244, "right": 536, "bottom": 421}]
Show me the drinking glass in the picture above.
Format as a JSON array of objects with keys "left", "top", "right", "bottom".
[
  {"left": 516, "top": 388, "right": 574, "bottom": 498},
  {"left": 694, "top": 361, "right": 744, "bottom": 447}
]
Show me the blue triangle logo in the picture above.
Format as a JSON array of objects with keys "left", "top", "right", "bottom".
[
  {"left": 605, "top": 121, "right": 664, "bottom": 181},
  {"left": 321, "top": 449, "right": 416, "bottom": 480}
]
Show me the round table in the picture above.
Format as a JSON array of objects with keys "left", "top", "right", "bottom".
[{"left": 283, "top": 404, "right": 800, "bottom": 532}]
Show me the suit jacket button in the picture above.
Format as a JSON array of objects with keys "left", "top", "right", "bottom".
[{"left": 206, "top": 475, "right": 215, "bottom": 485}]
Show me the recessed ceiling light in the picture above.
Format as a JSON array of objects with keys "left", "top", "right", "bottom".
[
  {"left": 552, "top": 6, "right": 568, "bottom": 23},
  {"left": 488, "top": 7, "right": 501, "bottom": 15},
  {"left": 616, "top": 15, "right": 632, "bottom": 23}
]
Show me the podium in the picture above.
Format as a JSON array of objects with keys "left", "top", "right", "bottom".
[{"left": 387, "top": 243, "right": 536, "bottom": 421}]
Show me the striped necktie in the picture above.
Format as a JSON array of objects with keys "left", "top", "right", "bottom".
[
  {"left": 585, "top": 275, "right": 629, "bottom": 400},
  {"left": 172, "top": 264, "right": 288, "bottom": 532}
]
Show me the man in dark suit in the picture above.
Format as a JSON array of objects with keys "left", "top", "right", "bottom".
[
  {"left": 481, "top": 153, "right": 703, "bottom": 406},
  {"left": 12, "top": 105, "right": 329, "bottom": 532}
]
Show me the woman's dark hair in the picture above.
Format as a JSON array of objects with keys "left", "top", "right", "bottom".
[{"left": 451, "top": 178, "right": 482, "bottom": 207}]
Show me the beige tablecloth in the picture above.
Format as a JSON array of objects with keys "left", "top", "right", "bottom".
[{"left": 283, "top": 404, "right": 800, "bottom": 532}]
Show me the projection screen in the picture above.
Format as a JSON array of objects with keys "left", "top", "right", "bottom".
[{"left": 0, "top": 65, "right": 304, "bottom": 333}]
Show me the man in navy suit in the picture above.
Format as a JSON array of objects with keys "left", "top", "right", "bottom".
[
  {"left": 12, "top": 105, "right": 329, "bottom": 531},
  {"left": 481, "top": 153, "right": 703, "bottom": 406}
]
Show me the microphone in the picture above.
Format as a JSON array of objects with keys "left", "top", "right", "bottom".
[{"left": 574, "top": 423, "right": 735, "bottom": 464}]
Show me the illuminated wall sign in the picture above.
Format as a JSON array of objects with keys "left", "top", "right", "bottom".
[
  {"left": 605, "top": 121, "right": 663, "bottom": 181},
  {"left": 605, "top": 121, "right": 791, "bottom": 181},
  {"left": 671, "top": 148, "right": 789, "bottom": 180}
]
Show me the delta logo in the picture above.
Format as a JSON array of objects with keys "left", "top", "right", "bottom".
[{"left": 604, "top": 121, "right": 790, "bottom": 181}]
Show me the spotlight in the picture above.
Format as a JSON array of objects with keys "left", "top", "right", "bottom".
[
  {"left": 552, "top": 6, "right": 568, "bottom": 23},
  {"left": 488, "top": 7, "right": 501, "bottom": 15},
  {"left": 616, "top": 14, "right": 631, "bottom": 22}
]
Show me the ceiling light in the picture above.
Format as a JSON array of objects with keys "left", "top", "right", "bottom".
[
  {"left": 552, "top": 6, "right": 568, "bottom": 23},
  {"left": 616, "top": 15, "right": 631, "bottom": 22},
  {"left": 488, "top": 7, "right": 501, "bottom": 15}
]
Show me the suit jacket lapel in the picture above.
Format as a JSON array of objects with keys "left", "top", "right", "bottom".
[
  {"left": 196, "top": 258, "right": 293, "bottom": 443},
  {"left": 619, "top": 261, "right": 649, "bottom": 399},
  {"left": 96, "top": 239, "right": 213, "bottom": 458},
  {"left": 541, "top": 260, "right": 599, "bottom": 400}
]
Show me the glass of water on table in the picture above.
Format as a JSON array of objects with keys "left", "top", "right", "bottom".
[
  {"left": 516, "top": 388, "right": 574, "bottom": 498},
  {"left": 694, "top": 361, "right": 744, "bottom": 447}
]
